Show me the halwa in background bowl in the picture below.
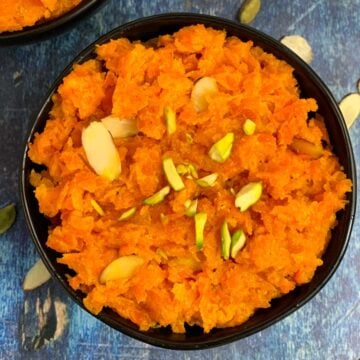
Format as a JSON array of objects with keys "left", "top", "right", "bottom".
[
  {"left": 20, "top": 13, "right": 356, "bottom": 349},
  {"left": 0, "top": 0, "right": 105, "bottom": 43}
]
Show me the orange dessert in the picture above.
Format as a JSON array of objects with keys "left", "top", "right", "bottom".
[{"left": 28, "top": 25, "right": 352, "bottom": 333}]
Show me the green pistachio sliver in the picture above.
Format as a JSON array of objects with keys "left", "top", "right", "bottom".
[
  {"left": 230, "top": 229, "right": 246, "bottom": 258},
  {"left": 197, "top": 173, "right": 218, "bottom": 187},
  {"left": 163, "top": 157, "right": 185, "bottom": 191},
  {"left": 194, "top": 212, "right": 207, "bottom": 250},
  {"left": 176, "top": 164, "right": 189, "bottom": 175},
  {"left": 118, "top": 207, "right": 136, "bottom": 221},
  {"left": 235, "top": 181, "right": 263, "bottom": 212},
  {"left": 221, "top": 220, "right": 231, "bottom": 260},
  {"left": 0, "top": 203, "right": 16, "bottom": 235},
  {"left": 144, "top": 186, "right": 171, "bottom": 205},
  {"left": 208, "top": 133, "right": 235, "bottom": 163},
  {"left": 243, "top": 119, "right": 256, "bottom": 135},
  {"left": 188, "top": 164, "right": 198, "bottom": 179},
  {"left": 185, "top": 199, "right": 198, "bottom": 217},
  {"left": 164, "top": 106, "right": 176, "bottom": 135}
]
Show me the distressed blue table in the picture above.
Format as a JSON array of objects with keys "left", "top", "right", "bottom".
[{"left": 0, "top": 1, "right": 359, "bottom": 359}]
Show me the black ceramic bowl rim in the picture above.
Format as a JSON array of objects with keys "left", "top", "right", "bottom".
[
  {"left": 20, "top": 13, "right": 356, "bottom": 350},
  {"left": 0, "top": 0, "right": 105, "bottom": 43}
]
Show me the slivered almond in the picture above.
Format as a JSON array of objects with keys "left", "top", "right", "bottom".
[
  {"left": 290, "top": 138, "right": 323, "bottom": 158},
  {"left": 339, "top": 93, "right": 360, "bottom": 128},
  {"left": 82, "top": 121, "right": 121, "bottom": 181},
  {"left": 191, "top": 77, "right": 218, "bottom": 112},
  {"left": 99, "top": 255, "right": 144, "bottom": 283},
  {"left": 23, "top": 259, "right": 51, "bottom": 291},
  {"left": 101, "top": 115, "right": 138, "bottom": 138},
  {"left": 280, "top": 35, "right": 313, "bottom": 64}
]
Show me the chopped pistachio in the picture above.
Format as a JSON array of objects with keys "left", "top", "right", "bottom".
[
  {"left": 118, "top": 207, "right": 136, "bottom": 221},
  {"left": 290, "top": 138, "right": 323, "bottom": 159},
  {"left": 239, "top": 0, "right": 261, "bottom": 24},
  {"left": 235, "top": 181, "right": 263, "bottom": 212},
  {"left": 243, "top": 119, "right": 256, "bottom": 135},
  {"left": 82, "top": 121, "right": 121, "bottom": 181},
  {"left": 156, "top": 248, "right": 168, "bottom": 261},
  {"left": 221, "top": 220, "right": 231, "bottom": 260},
  {"left": 191, "top": 77, "right": 218, "bottom": 112},
  {"left": 185, "top": 199, "right": 198, "bottom": 217},
  {"left": 197, "top": 173, "right": 218, "bottom": 187},
  {"left": 143, "top": 186, "right": 171, "bottom": 206},
  {"left": 99, "top": 255, "right": 144, "bottom": 283},
  {"left": 230, "top": 229, "right": 246, "bottom": 258},
  {"left": 101, "top": 115, "right": 138, "bottom": 138},
  {"left": 208, "top": 132, "right": 235, "bottom": 163},
  {"left": 163, "top": 157, "right": 185, "bottom": 191},
  {"left": 194, "top": 212, "right": 207, "bottom": 250},
  {"left": 186, "top": 133, "right": 194, "bottom": 144},
  {"left": 90, "top": 199, "right": 104, "bottom": 216},
  {"left": 184, "top": 199, "right": 192, "bottom": 208},
  {"left": 164, "top": 106, "right": 177, "bottom": 135},
  {"left": 0, "top": 203, "right": 16, "bottom": 234},
  {"left": 188, "top": 164, "right": 198, "bottom": 179},
  {"left": 176, "top": 164, "right": 189, "bottom": 175}
]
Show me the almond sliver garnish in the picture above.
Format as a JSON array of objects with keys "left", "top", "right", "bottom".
[
  {"left": 82, "top": 121, "right": 121, "bottom": 181},
  {"left": 191, "top": 77, "right": 218, "bottom": 112},
  {"left": 101, "top": 115, "right": 138, "bottom": 138}
]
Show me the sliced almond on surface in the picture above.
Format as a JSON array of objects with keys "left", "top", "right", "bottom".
[
  {"left": 82, "top": 121, "right": 121, "bottom": 181},
  {"left": 23, "top": 259, "right": 51, "bottom": 291},
  {"left": 280, "top": 35, "right": 313, "bottom": 64},
  {"left": 289, "top": 138, "right": 323, "bottom": 158},
  {"left": 239, "top": 0, "right": 261, "bottom": 24},
  {"left": 101, "top": 115, "right": 138, "bottom": 138},
  {"left": 191, "top": 77, "right": 218, "bottom": 112},
  {"left": 99, "top": 255, "right": 144, "bottom": 283},
  {"left": 339, "top": 93, "right": 360, "bottom": 128}
]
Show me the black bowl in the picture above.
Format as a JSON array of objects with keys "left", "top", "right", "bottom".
[
  {"left": 20, "top": 13, "right": 357, "bottom": 350},
  {"left": 0, "top": 0, "right": 105, "bottom": 44}
]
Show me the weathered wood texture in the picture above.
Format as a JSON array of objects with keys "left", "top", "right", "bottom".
[{"left": 0, "top": 1, "right": 359, "bottom": 359}]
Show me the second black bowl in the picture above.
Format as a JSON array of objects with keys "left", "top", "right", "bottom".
[
  {"left": 20, "top": 13, "right": 356, "bottom": 349},
  {"left": 0, "top": 0, "right": 105, "bottom": 44}
]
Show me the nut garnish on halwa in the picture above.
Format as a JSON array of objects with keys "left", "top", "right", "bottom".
[
  {"left": 0, "top": 0, "right": 81, "bottom": 33},
  {"left": 28, "top": 25, "right": 352, "bottom": 333}
]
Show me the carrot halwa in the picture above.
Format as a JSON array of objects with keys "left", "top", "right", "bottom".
[
  {"left": 28, "top": 25, "right": 352, "bottom": 333},
  {"left": 0, "top": 0, "right": 81, "bottom": 33}
]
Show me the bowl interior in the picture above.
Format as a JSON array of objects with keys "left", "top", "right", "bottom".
[
  {"left": 0, "top": 0, "right": 105, "bottom": 43},
  {"left": 20, "top": 13, "right": 356, "bottom": 349}
]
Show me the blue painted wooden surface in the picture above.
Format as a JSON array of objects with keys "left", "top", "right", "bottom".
[{"left": 0, "top": 1, "right": 359, "bottom": 359}]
